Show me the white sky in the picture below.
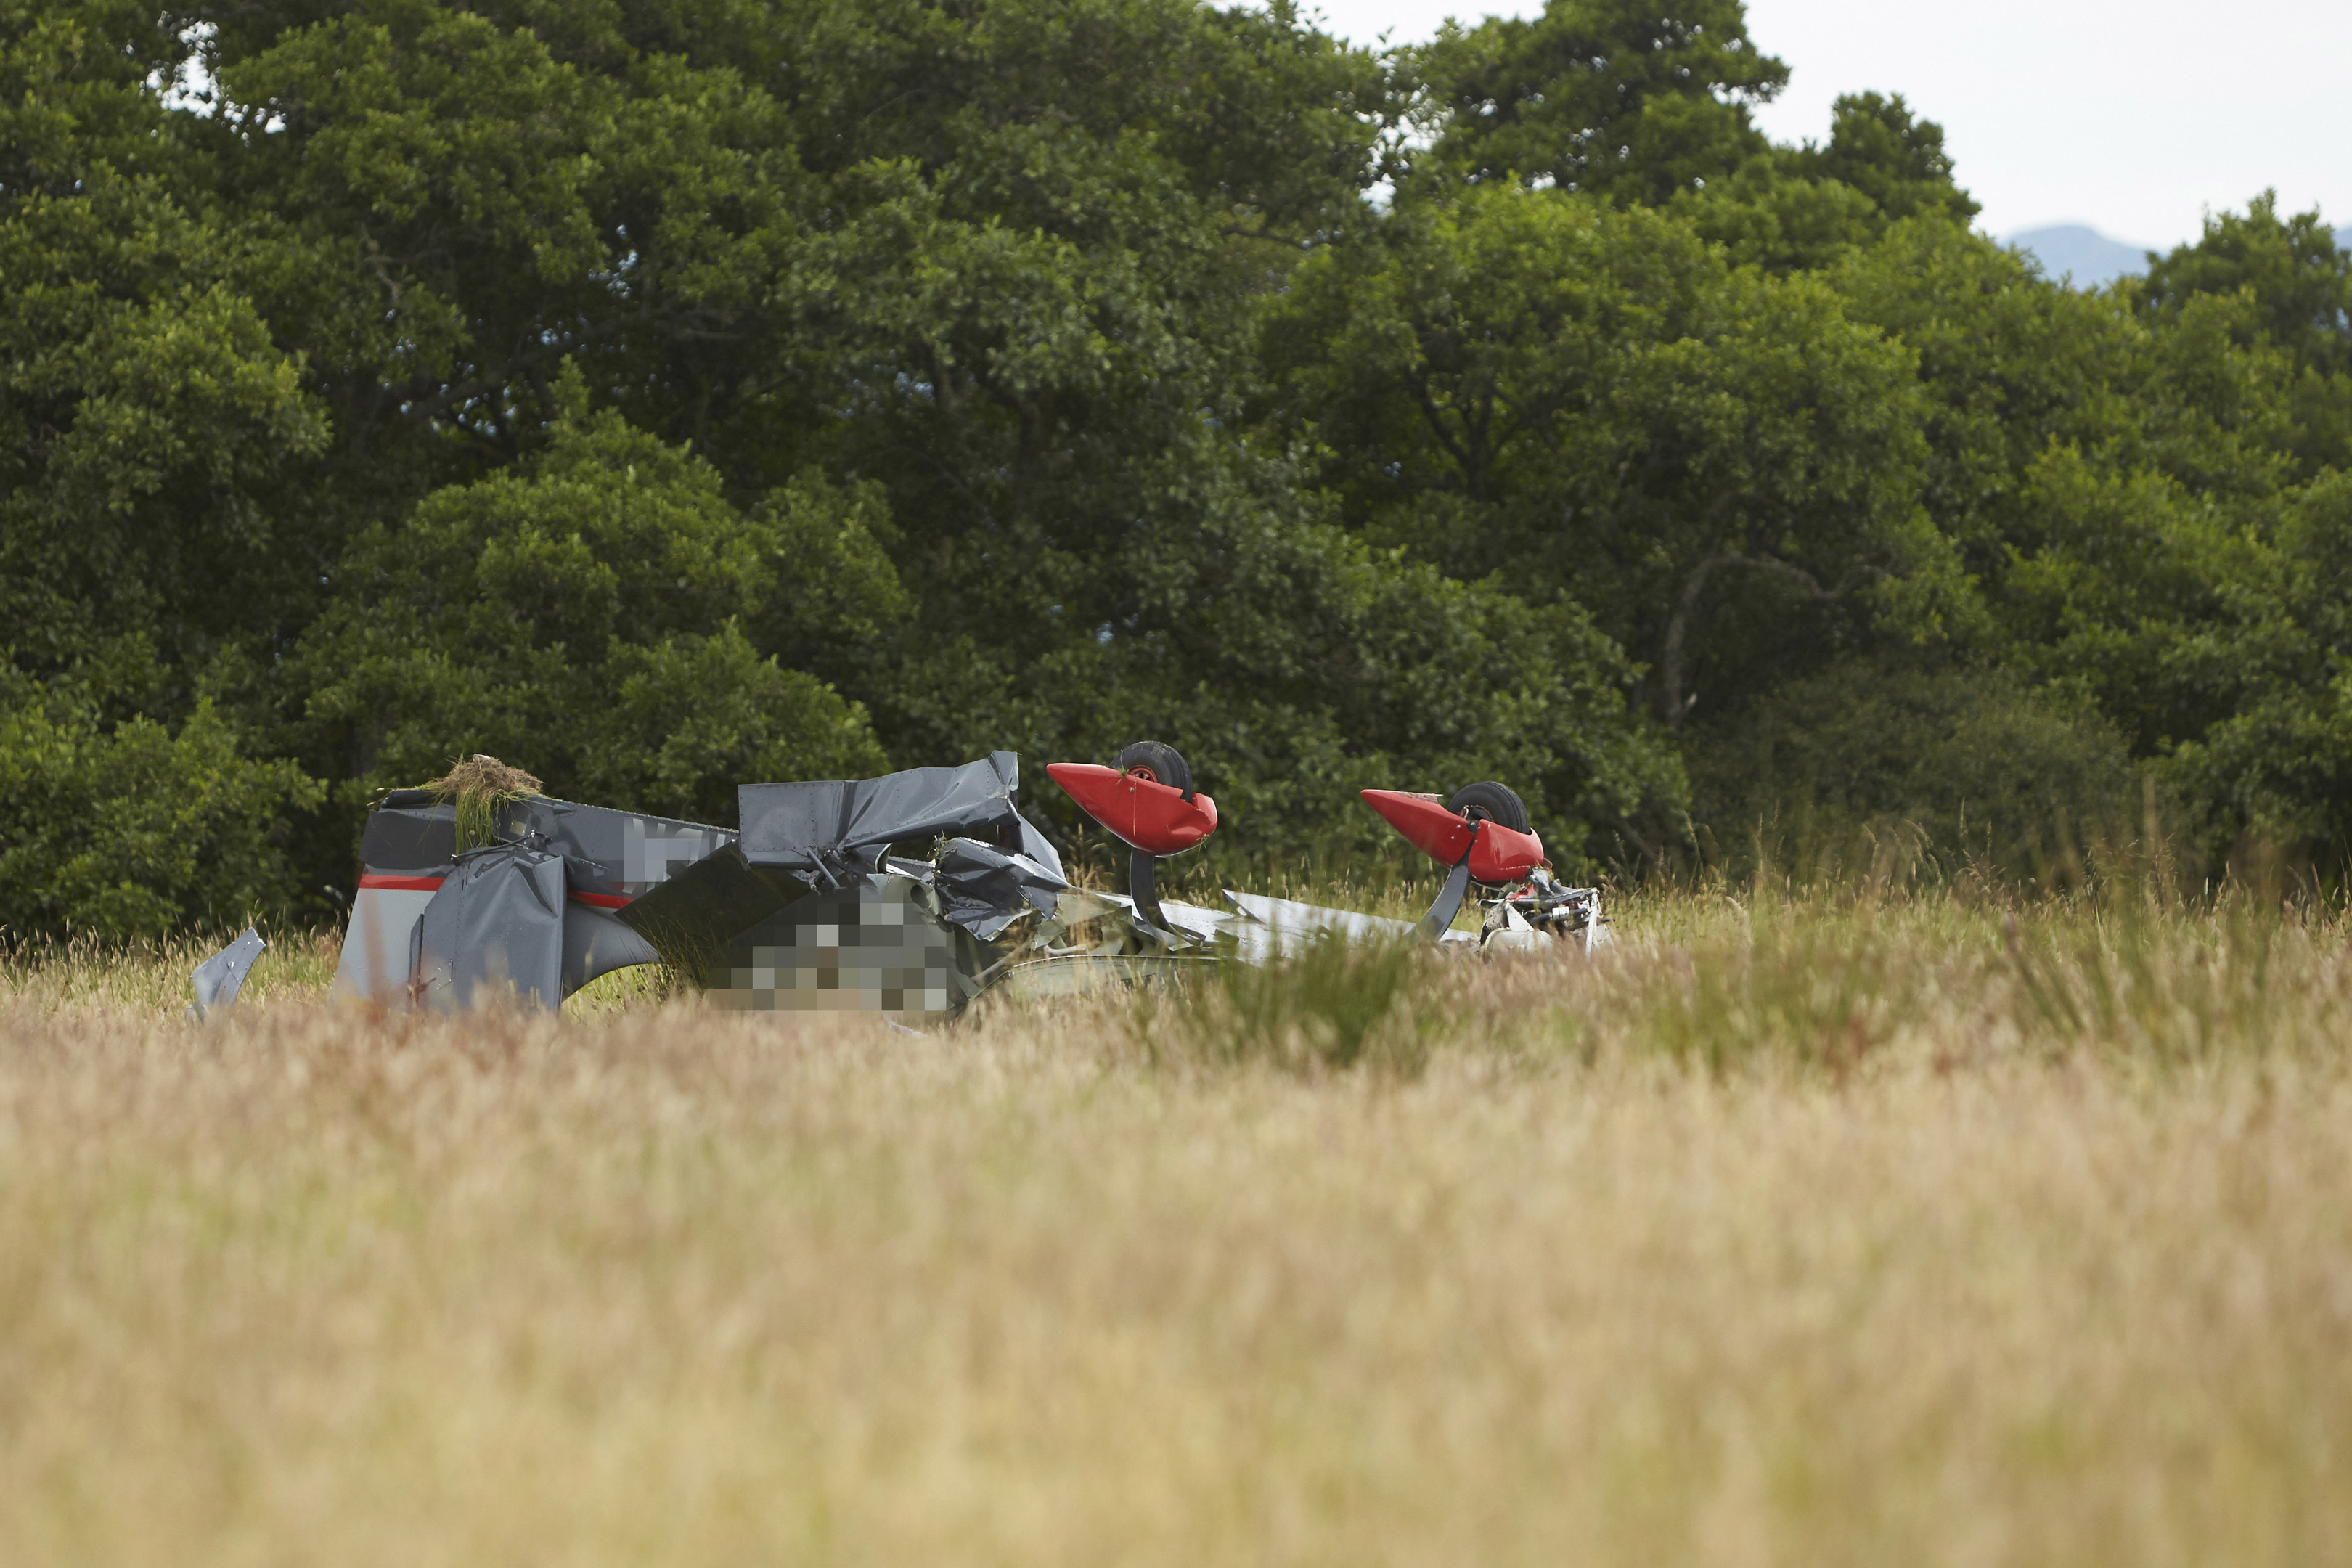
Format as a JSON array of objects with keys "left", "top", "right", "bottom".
[{"left": 1300, "top": 0, "right": 2352, "bottom": 249}]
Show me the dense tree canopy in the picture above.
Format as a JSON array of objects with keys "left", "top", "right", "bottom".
[
  {"left": 2, "top": 0, "right": 2347, "bottom": 934},
  {"left": 1415, "top": 0, "right": 1786, "bottom": 204}
]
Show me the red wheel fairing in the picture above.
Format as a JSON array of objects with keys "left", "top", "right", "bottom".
[
  {"left": 1046, "top": 763, "right": 1220, "bottom": 857},
  {"left": 1359, "top": 788, "right": 1545, "bottom": 883}
]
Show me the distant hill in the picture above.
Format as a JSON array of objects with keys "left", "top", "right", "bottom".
[
  {"left": 2007, "top": 223, "right": 2352, "bottom": 290},
  {"left": 2006, "top": 225, "right": 2154, "bottom": 287}
]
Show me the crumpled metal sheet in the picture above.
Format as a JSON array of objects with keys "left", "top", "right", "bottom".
[
  {"left": 413, "top": 843, "right": 568, "bottom": 1012},
  {"left": 1082, "top": 891, "right": 1232, "bottom": 945},
  {"left": 188, "top": 926, "right": 266, "bottom": 1019},
  {"left": 932, "top": 837, "right": 1066, "bottom": 940},
  {"left": 738, "top": 751, "right": 1066, "bottom": 887}
]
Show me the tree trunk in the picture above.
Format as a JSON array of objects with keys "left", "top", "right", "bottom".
[{"left": 1659, "top": 555, "right": 1722, "bottom": 729}]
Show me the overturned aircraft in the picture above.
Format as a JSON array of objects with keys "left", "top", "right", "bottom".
[{"left": 327, "top": 744, "right": 1606, "bottom": 1021}]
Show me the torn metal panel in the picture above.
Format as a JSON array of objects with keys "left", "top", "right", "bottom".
[
  {"left": 1079, "top": 891, "right": 1233, "bottom": 946},
  {"left": 359, "top": 791, "right": 462, "bottom": 872},
  {"left": 1480, "top": 899, "right": 1547, "bottom": 952},
  {"left": 188, "top": 927, "right": 266, "bottom": 1019},
  {"left": 611, "top": 845, "right": 801, "bottom": 986},
  {"left": 562, "top": 902, "right": 660, "bottom": 993},
  {"left": 1221, "top": 886, "right": 1604, "bottom": 961},
  {"left": 932, "top": 837, "right": 1066, "bottom": 940},
  {"left": 977, "top": 890, "right": 1233, "bottom": 1000},
  {"left": 530, "top": 801, "right": 735, "bottom": 902},
  {"left": 412, "top": 843, "right": 568, "bottom": 1012},
  {"left": 1222, "top": 891, "right": 1429, "bottom": 963},
  {"left": 738, "top": 751, "right": 1065, "bottom": 886},
  {"left": 711, "top": 875, "right": 979, "bottom": 1021},
  {"left": 617, "top": 769, "right": 1076, "bottom": 1020},
  {"left": 1495, "top": 876, "right": 1609, "bottom": 952}
]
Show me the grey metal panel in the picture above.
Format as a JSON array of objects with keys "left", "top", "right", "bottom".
[
  {"left": 331, "top": 886, "right": 438, "bottom": 1003},
  {"left": 738, "top": 752, "right": 1066, "bottom": 886},
  {"left": 358, "top": 798, "right": 458, "bottom": 875},
  {"left": 560, "top": 902, "right": 661, "bottom": 993},
  {"left": 189, "top": 927, "right": 266, "bottom": 1018},
  {"left": 358, "top": 794, "right": 734, "bottom": 899},
  {"left": 522, "top": 799, "right": 735, "bottom": 901},
  {"left": 414, "top": 844, "right": 568, "bottom": 1012}
]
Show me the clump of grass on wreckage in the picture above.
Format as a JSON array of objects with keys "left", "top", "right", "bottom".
[{"left": 420, "top": 753, "right": 546, "bottom": 851}]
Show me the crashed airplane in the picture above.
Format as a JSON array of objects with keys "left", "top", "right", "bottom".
[{"left": 314, "top": 743, "right": 1607, "bottom": 1022}]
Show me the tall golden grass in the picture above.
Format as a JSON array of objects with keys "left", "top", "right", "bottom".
[{"left": 2, "top": 889, "right": 2348, "bottom": 1564}]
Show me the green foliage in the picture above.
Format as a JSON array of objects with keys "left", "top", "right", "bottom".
[
  {"left": 1670, "top": 94, "right": 1979, "bottom": 274},
  {"left": 1683, "top": 663, "right": 2139, "bottom": 878},
  {"left": 0, "top": 127, "right": 328, "bottom": 678},
  {"left": 2140, "top": 193, "right": 2352, "bottom": 475},
  {"left": 2159, "top": 471, "right": 2352, "bottom": 861},
  {"left": 0, "top": 672, "right": 324, "bottom": 941},
  {"left": 2143, "top": 193, "right": 2352, "bottom": 378},
  {"left": 1794, "top": 92, "right": 1979, "bottom": 226},
  {"left": 1259, "top": 186, "right": 1951, "bottom": 733},
  {"left": 297, "top": 387, "right": 892, "bottom": 823},
  {"left": 1414, "top": 0, "right": 1787, "bottom": 204}
]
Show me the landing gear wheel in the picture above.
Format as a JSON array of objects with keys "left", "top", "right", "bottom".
[
  {"left": 1446, "top": 780, "right": 1530, "bottom": 834},
  {"left": 1114, "top": 739, "right": 1194, "bottom": 801},
  {"left": 1111, "top": 740, "right": 1193, "bottom": 939}
]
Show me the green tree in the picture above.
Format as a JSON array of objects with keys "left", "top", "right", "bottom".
[
  {"left": 1681, "top": 664, "right": 2136, "bottom": 879},
  {"left": 9, "top": 0, "right": 2347, "bottom": 925},
  {"left": 1795, "top": 92, "right": 1977, "bottom": 226},
  {"left": 296, "top": 389, "right": 895, "bottom": 825},
  {"left": 1796, "top": 216, "right": 2321, "bottom": 867},
  {"left": 1413, "top": 0, "right": 1787, "bottom": 204},
  {"left": 0, "top": 671, "right": 323, "bottom": 941},
  {"left": 1821, "top": 218, "right": 2299, "bottom": 587},
  {"left": 1259, "top": 187, "right": 1952, "bottom": 733},
  {"left": 2160, "top": 471, "right": 2352, "bottom": 862},
  {"left": 1671, "top": 93, "right": 1978, "bottom": 273},
  {"left": 0, "top": 4, "right": 328, "bottom": 687},
  {"left": 2139, "top": 193, "right": 2352, "bottom": 475}
]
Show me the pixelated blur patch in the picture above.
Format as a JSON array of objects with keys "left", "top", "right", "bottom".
[{"left": 715, "top": 875, "right": 978, "bottom": 1021}]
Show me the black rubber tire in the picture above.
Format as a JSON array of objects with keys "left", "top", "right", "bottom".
[
  {"left": 1447, "top": 780, "right": 1531, "bottom": 834},
  {"left": 1114, "top": 740, "right": 1194, "bottom": 801}
]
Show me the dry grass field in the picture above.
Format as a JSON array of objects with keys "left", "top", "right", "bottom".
[{"left": 3, "top": 889, "right": 2349, "bottom": 1565}]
